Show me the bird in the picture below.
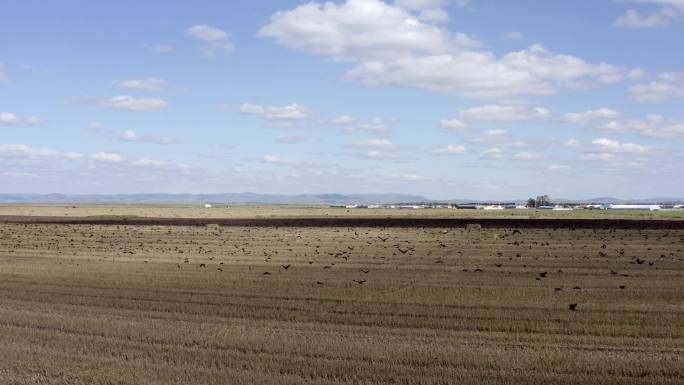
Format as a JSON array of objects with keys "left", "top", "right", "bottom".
[
  {"left": 378, "top": 236, "right": 389, "bottom": 242},
  {"left": 263, "top": 271, "right": 271, "bottom": 275},
  {"left": 554, "top": 287, "right": 562, "bottom": 292},
  {"left": 568, "top": 303, "right": 578, "bottom": 311},
  {"left": 573, "top": 286, "right": 581, "bottom": 290},
  {"left": 398, "top": 248, "right": 409, "bottom": 254},
  {"left": 635, "top": 258, "right": 645, "bottom": 265},
  {"left": 217, "top": 267, "right": 223, "bottom": 272},
  {"left": 434, "top": 260, "right": 443, "bottom": 264},
  {"left": 539, "top": 272, "right": 548, "bottom": 278},
  {"left": 619, "top": 285, "right": 626, "bottom": 289},
  {"left": 361, "top": 269, "right": 370, "bottom": 274},
  {"left": 316, "top": 281, "right": 323, "bottom": 285},
  {"left": 281, "top": 264, "right": 291, "bottom": 270},
  {"left": 352, "top": 279, "right": 366, "bottom": 284},
  {"left": 199, "top": 263, "right": 206, "bottom": 268},
  {"left": 495, "top": 264, "right": 502, "bottom": 268},
  {"left": 512, "top": 229, "right": 521, "bottom": 235}
]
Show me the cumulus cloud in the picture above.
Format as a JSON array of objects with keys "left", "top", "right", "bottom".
[
  {"left": 25, "top": 116, "right": 42, "bottom": 126},
  {"left": 103, "top": 95, "right": 168, "bottom": 112},
  {"left": 583, "top": 138, "right": 649, "bottom": 162},
  {"left": 131, "top": 158, "right": 190, "bottom": 171},
  {"left": 91, "top": 152, "right": 124, "bottom": 163},
  {"left": 186, "top": 24, "right": 234, "bottom": 55},
  {"left": 430, "top": 145, "right": 465, "bottom": 155},
  {"left": 112, "top": 78, "right": 168, "bottom": 91},
  {"left": 259, "top": 1, "right": 625, "bottom": 100},
  {"left": 598, "top": 115, "right": 684, "bottom": 139},
  {"left": 440, "top": 118, "right": 468, "bottom": 132},
  {"left": 511, "top": 151, "right": 539, "bottom": 161},
  {"left": 241, "top": 103, "right": 309, "bottom": 120},
  {"left": 0, "top": 112, "right": 19, "bottom": 125},
  {"left": 563, "top": 108, "right": 621, "bottom": 124},
  {"left": 332, "top": 115, "right": 355, "bottom": 125},
  {"left": 121, "top": 130, "right": 177, "bottom": 145},
  {"left": 564, "top": 138, "right": 581, "bottom": 147},
  {"left": 0, "top": 144, "right": 58, "bottom": 159},
  {"left": 630, "top": 72, "right": 684, "bottom": 102},
  {"left": 459, "top": 104, "right": 550, "bottom": 122},
  {"left": 468, "top": 129, "right": 526, "bottom": 147},
  {"left": 480, "top": 147, "right": 503, "bottom": 159},
  {"left": 351, "top": 138, "right": 394, "bottom": 149},
  {"left": 615, "top": 1, "right": 684, "bottom": 28},
  {"left": 341, "top": 118, "right": 391, "bottom": 133}
]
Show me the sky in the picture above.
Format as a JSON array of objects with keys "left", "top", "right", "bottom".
[{"left": 1, "top": 0, "right": 683, "bottom": 200}]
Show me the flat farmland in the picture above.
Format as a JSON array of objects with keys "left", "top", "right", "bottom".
[{"left": 0, "top": 216, "right": 683, "bottom": 384}]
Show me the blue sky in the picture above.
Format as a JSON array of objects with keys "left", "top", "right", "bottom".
[{"left": 1, "top": 0, "right": 683, "bottom": 199}]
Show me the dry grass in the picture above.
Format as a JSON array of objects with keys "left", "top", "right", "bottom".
[
  {"left": 1, "top": 204, "right": 683, "bottom": 220},
  {"left": 0, "top": 219, "right": 682, "bottom": 384}
]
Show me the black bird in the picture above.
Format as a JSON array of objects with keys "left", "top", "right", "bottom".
[
  {"left": 352, "top": 279, "right": 366, "bottom": 284},
  {"left": 474, "top": 268, "right": 483, "bottom": 272},
  {"left": 573, "top": 286, "right": 581, "bottom": 290},
  {"left": 635, "top": 258, "right": 645, "bottom": 265},
  {"left": 512, "top": 229, "right": 521, "bottom": 235},
  {"left": 554, "top": 287, "right": 562, "bottom": 292},
  {"left": 434, "top": 260, "right": 443, "bottom": 264},
  {"left": 619, "top": 285, "right": 626, "bottom": 289},
  {"left": 361, "top": 269, "right": 370, "bottom": 274},
  {"left": 281, "top": 264, "right": 291, "bottom": 270},
  {"left": 378, "top": 236, "right": 389, "bottom": 242},
  {"left": 568, "top": 303, "right": 578, "bottom": 311},
  {"left": 263, "top": 271, "right": 271, "bottom": 275},
  {"left": 539, "top": 272, "right": 548, "bottom": 278},
  {"left": 217, "top": 267, "right": 223, "bottom": 272},
  {"left": 495, "top": 264, "right": 502, "bottom": 268},
  {"left": 316, "top": 281, "right": 324, "bottom": 285},
  {"left": 398, "top": 248, "right": 409, "bottom": 254},
  {"left": 199, "top": 263, "right": 206, "bottom": 268}
]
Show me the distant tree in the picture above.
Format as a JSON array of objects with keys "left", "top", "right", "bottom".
[
  {"left": 536, "top": 195, "right": 551, "bottom": 207},
  {"left": 526, "top": 198, "right": 536, "bottom": 208}
]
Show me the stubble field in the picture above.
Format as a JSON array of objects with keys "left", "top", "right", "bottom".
[{"left": 0, "top": 210, "right": 682, "bottom": 384}]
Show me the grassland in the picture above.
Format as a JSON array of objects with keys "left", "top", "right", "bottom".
[{"left": 0, "top": 210, "right": 682, "bottom": 384}]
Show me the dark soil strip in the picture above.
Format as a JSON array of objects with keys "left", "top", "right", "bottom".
[{"left": 1, "top": 216, "right": 683, "bottom": 229}]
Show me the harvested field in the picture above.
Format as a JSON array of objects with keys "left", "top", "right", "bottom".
[{"left": 0, "top": 216, "right": 683, "bottom": 384}]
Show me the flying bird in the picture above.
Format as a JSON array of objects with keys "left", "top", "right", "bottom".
[{"left": 568, "top": 303, "right": 578, "bottom": 311}]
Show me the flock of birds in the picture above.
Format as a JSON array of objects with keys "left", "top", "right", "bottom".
[{"left": 2, "top": 222, "right": 682, "bottom": 313}]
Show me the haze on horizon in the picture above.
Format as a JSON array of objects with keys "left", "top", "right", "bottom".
[{"left": 1, "top": 0, "right": 683, "bottom": 200}]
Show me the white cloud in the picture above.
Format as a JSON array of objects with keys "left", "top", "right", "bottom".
[
  {"left": 468, "top": 129, "right": 526, "bottom": 147},
  {"left": 0, "top": 112, "right": 19, "bottom": 125},
  {"left": 351, "top": 138, "right": 394, "bottom": 149},
  {"left": 132, "top": 158, "right": 190, "bottom": 171},
  {"left": 260, "top": 1, "right": 625, "bottom": 100},
  {"left": 63, "top": 152, "right": 83, "bottom": 160},
  {"left": 615, "top": 1, "right": 684, "bottom": 28},
  {"left": 341, "top": 117, "right": 391, "bottom": 133},
  {"left": 417, "top": 8, "right": 450, "bottom": 22},
  {"left": 275, "top": 135, "right": 307, "bottom": 143},
  {"left": 91, "top": 152, "right": 124, "bottom": 163},
  {"left": 480, "top": 147, "right": 503, "bottom": 159},
  {"left": 395, "top": 0, "right": 448, "bottom": 10},
  {"left": 121, "top": 130, "right": 176, "bottom": 145},
  {"left": 0, "top": 144, "right": 58, "bottom": 159},
  {"left": 630, "top": 72, "right": 684, "bottom": 102},
  {"left": 332, "top": 115, "right": 355, "bottom": 125},
  {"left": 112, "top": 78, "right": 168, "bottom": 91},
  {"left": 440, "top": 118, "right": 468, "bottom": 132},
  {"left": 459, "top": 104, "right": 550, "bottom": 122},
  {"left": 103, "top": 95, "right": 168, "bottom": 112},
  {"left": 591, "top": 138, "right": 648, "bottom": 154},
  {"left": 241, "top": 103, "right": 309, "bottom": 120},
  {"left": 564, "top": 138, "right": 581, "bottom": 147},
  {"left": 431, "top": 145, "right": 465, "bottom": 155},
  {"left": 186, "top": 24, "right": 234, "bottom": 55},
  {"left": 547, "top": 164, "right": 573, "bottom": 171},
  {"left": 259, "top": 0, "right": 459, "bottom": 62},
  {"left": 511, "top": 151, "right": 538, "bottom": 161},
  {"left": 25, "top": 116, "right": 42, "bottom": 126},
  {"left": 598, "top": 115, "right": 684, "bottom": 139},
  {"left": 563, "top": 108, "right": 621, "bottom": 124}
]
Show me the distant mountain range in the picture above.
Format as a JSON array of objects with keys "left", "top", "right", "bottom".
[
  {"left": 0, "top": 193, "right": 682, "bottom": 205},
  {"left": 0, "top": 193, "right": 428, "bottom": 205}
]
